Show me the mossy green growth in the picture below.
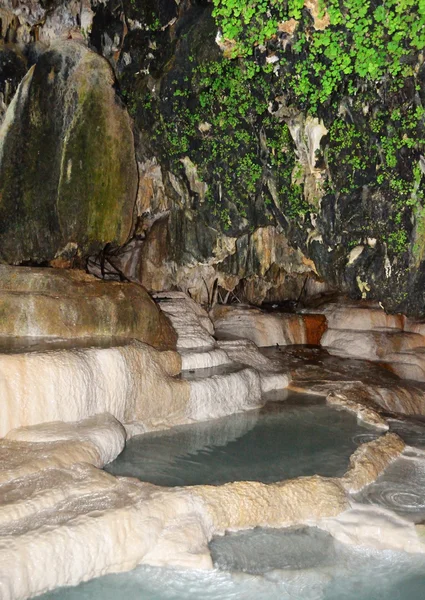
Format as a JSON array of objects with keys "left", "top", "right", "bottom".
[
  {"left": 57, "top": 84, "right": 134, "bottom": 248},
  {"left": 0, "top": 42, "right": 137, "bottom": 263},
  {"left": 124, "top": 0, "right": 425, "bottom": 255},
  {"left": 213, "top": 0, "right": 425, "bottom": 111},
  {"left": 143, "top": 49, "right": 305, "bottom": 229},
  {"left": 325, "top": 102, "right": 425, "bottom": 257},
  {"left": 208, "top": 0, "right": 425, "bottom": 252},
  {"left": 327, "top": 119, "right": 371, "bottom": 194}
]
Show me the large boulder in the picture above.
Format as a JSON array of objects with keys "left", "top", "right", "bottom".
[
  {"left": 0, "top": 40, "right": 137, "bottom": 264},
  {"left": 0, "top": 265, "right": 176, "bottom": 349}
]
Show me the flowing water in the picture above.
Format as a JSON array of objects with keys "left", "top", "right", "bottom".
[
  {"left": 39, "top": 529, "right": 425, "bottom": 600},
  {"left": 39, "top": 397, "right": 425, "bottom": 600}
]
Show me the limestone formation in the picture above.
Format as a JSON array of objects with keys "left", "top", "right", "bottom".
[
  {"left": 1, "top": 413, "right": 126, "bottom": 483},
  {"left": 383, "top": 349, "right": 425, "bottom": 383},
  {"left": 211, "top": 304, "right": 326, "bottom": 347},
  {"left": 154, "top": 291, "right": 216, "bottom": 350},
  {"left": 0, "top": 340, "right": 186, "bottom": 437},
  {"left": 1, "top": 414, "right": 422, "bottom": 600},
  {"left": 342, "top": 433, "right": 406, "bottom": 493},
  {"left": 217, "top": 339, "right": 291, "bottom": 392},
  {"left": 326, "top": 392, "right": 389, "bottom": 431},
  {"left": 154, "top": 292, "right": 291, "bottom": 392},
  {"left": 0, "top": 40, "right": 137, "bottom": 264},
  {"left": 0, "top": 265, "right": 176, "bottom": 349},
  {"left": 321, "top": 328, "right": 424, "bottom": 362},
  {"left": 315, "top": 301, "right": 425, "bottom": 382},
  {"left": 2, "top": 2, "right": 425, "bottom": 596}
]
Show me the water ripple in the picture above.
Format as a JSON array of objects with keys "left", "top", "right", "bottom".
[
  {"left": 362, "top": 484, "right": 425, "bottom": 512},
  {"left": 355, "top": 456, "right": 425, "bottom": 521},
  {"left": 351, "top": 433, "right": 379, "bottom": 446}
]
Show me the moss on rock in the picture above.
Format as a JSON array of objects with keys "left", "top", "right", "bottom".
[{"left": 0, "top": 40, "right": 137, "bottom": 264}]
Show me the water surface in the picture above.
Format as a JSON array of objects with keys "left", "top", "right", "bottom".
[
  {"left": 39, "top": 398, "right": 425, "bottom": 600},
  {"left": 106, "top": 396, "right": 379, "bottom": 485},
  {"left": 40, "top": 527, "right": 425, "bottom": 600}
]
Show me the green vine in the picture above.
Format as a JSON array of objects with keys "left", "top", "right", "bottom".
[
  {"left": 213, "top": 0, "right": 425, "bottom": 110},
  {"left": 123, "top": 0, "right": 425, "bottom": 254}
]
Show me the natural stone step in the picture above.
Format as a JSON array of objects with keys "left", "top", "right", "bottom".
[
  {"left": 0, "top": 265, "right": 176, "bottom": 350},
  {"left": 210, "top": 304, "right": 326, "bottom": 347},
  {"left": 154, "top": 291, "right": 215, "bottom": 350},
  {"left": 0, "top": 340, "right": 185, "bottom": 438},
  {"left": 321, "top": 329, "right": 424, "bottom": 362}
]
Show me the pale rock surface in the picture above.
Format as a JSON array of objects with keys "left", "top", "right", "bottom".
[
  {"left": 292, "top": 378, "right": 425, "bottom": 418},
  {"left": 6, "top": 413, "right": 126, "bottom": 466},
  {"left": 0, "top": 438, "right": 105, "bottom": 485},
  {"left": 155, "top": 291, "right": 216, "bottom": 350},
  {"left": 194, "top": 476, "right": 348, "bottom": 533},
  {"left": 211, "top": 304, "right": 309, "bottom": 346},
  {"left": 0, "top": 340, "right": 187, "bottom": 437},
  {"left": 326, "top": 391, "right": 389, "bottom": 430},
  {"left": 266, "top": 343, "right": 425, "bottom": 416},
  {"left": 217, "top": 339, "right": 282, "bottom": 371},
  {"left": 0, "top": 463, "right": 118, "bottom": 527},
  {"left": 155, "top": 292, "right": 231, "bottom": 369},
  {"left": 180, "top": 347, "right": 232, "bottom": 371},
  {"left": 0, "top": 424, "right": 344, "bottom": 599},
  {"left": 342, "top": 433, "right": 405, "bottom": 493},
  {"left": 217, "top": 339, "right": 291, "bottom": 392},
  {"left": 371, "top": 383, "right": 425, "bottom": 415},
  {"left": 314, "top": 302, "right": 405, "bottom": 331},
  {"left": 315, "top": 301, "right": 425, "bottom": 382},
  {"left": 321, "top": 328, "right": 424, "bottom": 361},
  {"left": 0, "top": 413, "right": 125, "bottom": 485},
  {"left": 322, "top": 503, "right": 425, "bottom": 555},
  {"left": 0, "top": 329, "right": 290, "bottom": 441},
  {"left": 1, "top": 416, "right": 424, "bottom": 599},
  {"left": 0, "top": 466, "right": 349, "bottom": 599},
  {"left": 188, "top": 368, "right": 263, "bottom": 421},
  {"left": 155, "top": 292, "right": 291, "bottom": 393},
  {"left": 0, "top": 471, "right": 162, "bottom": 600},
  {"left": 0, "top": 325, "right": 289, "bottom": 441},
  {"left": 404, "top": 319, "right": 425, "bottom": 337},
  {"left": 383, "top": 348, "right": 425, "bottom": 382}
]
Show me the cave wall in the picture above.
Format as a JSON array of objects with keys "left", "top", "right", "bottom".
[{"left": 1, "top": 0, "right": 424, "bottom": 314}]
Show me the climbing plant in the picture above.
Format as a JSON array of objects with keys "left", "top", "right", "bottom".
[
  {"left": 125, "top": 0, "right": 425, "bottom": 253},
  {"left": 208, "top": 0, "right": 425, "bottom": 254},
  {"left": 212, "top": 0, "right": 425, "bottom": 110}
]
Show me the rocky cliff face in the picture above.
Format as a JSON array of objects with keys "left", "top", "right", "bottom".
[{"left": 1, "top": 0, "right": 424, "bottom": 315}]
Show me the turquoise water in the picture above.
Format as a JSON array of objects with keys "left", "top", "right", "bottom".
[
  {"left": 40, "top": 528, "right": 425, "bottom": 600},
  {"left": 38, "top": 399, "right": 425, "bottom": 600},
  {"left": 106, "top": 397, "right": 378, "bottom": 485}
]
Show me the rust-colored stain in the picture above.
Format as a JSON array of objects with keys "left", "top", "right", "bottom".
[
  {"left": 376, "top": 361, "right": 397, "bottom": 375},
  {"left": 302, "top": 314, "right": 327, "bottom": 345}
]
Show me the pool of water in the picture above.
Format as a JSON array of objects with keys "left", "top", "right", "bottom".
[
  {"left": 106, "top": 395, "right": 379, "bottom": 485},
  {"left": 354, "top": 448, "right": 425, "bottom": 522},
  {"left": 37, "top": 398, "right": 425, "bottom": 600},
  {"left": 39, "top": 527, "right": 425, "bottom": 600}
]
